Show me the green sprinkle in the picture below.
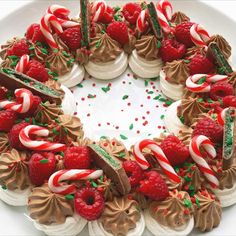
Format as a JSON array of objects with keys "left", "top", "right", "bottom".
[
  {"left": 25, "top": 118, "right": 30, "bottom": 122},
  {"left": 32, "top": 118, "right": 36, "bottom": 125},
  {"left": 88, "top": 94, "right": 95, "bottom": 98},
  {"left": 144, "top": 80, "right": 148, "bottom": 86},
  {"left": 183, "top": 199, "right": 192, "bottom": 208},
  {"left": 120, "top": 134, "right": 128, "bottom": 140},
  {"left": 8, "top": 55, "right": 18, "bottom": 60},
  {"left": 147, "top": 91, "right": 154, "bottom": 94},
  {"left": 197, "top": 98, "right": 204, "bottom": 103},
  {"left": 55, "top": 118, "right": 60, "bottom": 123},
  {"left": 184, "top": 176, "right": 192, "bottom": 182},
  {"left": 52, "top": 128, "right": 59, "bottom": 135},
  {"left": 41, "top": 48, "right": 48, "bottom": 55},
  {"left": 48, "top": 71, "right": 58, "bottom": 77},
  {"left": 195, "top": 198, "right": 200, "bottom": 207},
  {"left": 160, "top": 115, "right": 165, "bottom": 120},
  {"left": 91, "top": 181, "right": 98, "bottom": 188},
  {"left": 77, "top": 83, "right": 83, "bottom": 88},
  {"left": 36, "top": 41, "right": 42, "bottom": 47},
  {"left": 100, "top": 136, "right": 108, "bottom": 140},
  {"left": 118, "top": 152, "right": 126, "bottom": 158},
  {"left": 62, "top": 51, "right": 70, "bottom": 57},
  {"left": 64, "top": 127, "right": 68, "bottom": 134},
  {"left": 159, "top": 98, "right": 166, "bottom": 102},
  {"left": 1, "top": 185, "right": 7, "bottom": 190},
  {"left": 153, "top": 95, "right": 161, "bottom": 100},
  {"left": 101, "top": 86, "right": 110, "bottom": 93},
  {"left": 197, "top": 76, "right": 207, "bottom": 84},
  {"left": 184, "top": 60, "right": 190, "bottom": 63},
  {"left": 165, "top": 100, "right": 173, "bottom": 106},
  {"left": 122, "top": 95, "right": 129, "bottom": 100},
  {"left": 100, "top": 175, "right": 104, "bottom": 182},
  {"left": 189, "top": 185, "right": 194, "bottom": 191},
  {"left": 40, "top": 159, "right": 49, "bottom": 164},
  {"left": 59, "top": 152, "right": 64, "bottom": 157},
  {"left": 96, "top": 39, "right": 101, "bottom": 48},
  {"left": 53, "top": 48, "right": 59, "bottom": 53},
  {"left": 114, "top": 6, "right": 121, "bottom": 12},
  {"left": 179, "top": 116, "right": 185, "bottom": 124},
  {"left": 157, "top": 40, "right": 161, "bottom": 49},
  {"left": 150, "top": 76, "right": 159, "bottom": 81},
  {"left": 174, "top": 167, "right": 180, "bottom": 173},
  {"left": 67, "top": 58, "right": 75, "bottom": 67},
  {"left": 29, "top": 46, "right": 35, "bottom": 50},
  {"left": 129, "top": 123, "right": 134, "bottom": 130},
  {"left": 65, "top": 194, "right": 74, "bottom": 200},
  {"left": 45, "top": 61, "right": 50, "bottom": 68}
]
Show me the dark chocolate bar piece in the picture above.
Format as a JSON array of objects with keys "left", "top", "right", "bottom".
[
  {"left": 80, "top": 0, "right": 90, "bottom": 48},
  {"left": 88, "top": 144, "right": 131, "bottom": 195}
]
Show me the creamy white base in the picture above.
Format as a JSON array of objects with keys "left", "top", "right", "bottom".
[
  {"left": 58, "top": 64, "right": 85, "bottom": 88},
  {"left": 85, "top": 52, "right": 128, "bottom": 80},
  {"left": 144, "top": 210, "right": 194, "bottom": 236},
  {"left": 88, "top": 213, "right": 145, "bottom": 236},
  {"left": 0, "top": 186, "right": 31, "bottom": 206},
  {"left": 164, "top": 100, "right": 188, "bottom": 136},
  {"left": 159, "top": 70, "right": 184, "bottom": 101},
  {"left": 33, "top": 214, "right": 87, "bottom": 236},
  {"left": 129, "top": 50, "right": 163, "bottom": 79}
]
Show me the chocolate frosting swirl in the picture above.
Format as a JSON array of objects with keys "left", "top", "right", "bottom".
[
  {"left": 0, "top": 149, "right": 30, "bottom": 190},
  {"left": 0, "top": 37, "right": 20, "bottom": 59},
  {"left": 171, "top": 11, "right": 190, "bottom": 25},
  {"left": 28, "top": 184, "right": 74, "bottom": 225},
  {"left": 29, "top": 42, "right": 49, "bottom": 62},
  {"left": 0, "top": 58, "right": 15, "bottom": 69},
  {"left": 89, "top": 33, "right": 122, "bottom": 63},
  {"left": 228, "top": 72, "right": 236, "bottom": 93},
  {"left": 149, "top": 190, "right": 193, "bottom": 229},
  {"left": 193, "top": 189, "right": 222, "bottom": 231},
  {"left": 163, "top": 60, "right": 190, "bottom": 85},
  {"left": 185, "top": 46, "right": 206, "bottom": 60},
  {"left": 45, "top": 80, "right": 65, "bottom": 96},
  {"left": 99, "top": 196, "right": 141, "bottom": 236},
  {"left": 124, "top": 34, "right": 137, "bottom": 55},
  {"left": 177, "top": 127, "right": 193, "bottom": 146},
  {"left": 0, "top": 132, "right": 10, "bottom": 152},
  {"left": 76, "top": 48, "right": 89, "bottom": 65},
  {"left": 135, "top": 35, "right": 160, "bottom": 60},
  {"left": 130, "top": 191, "right": 150, "bottom": 210}
]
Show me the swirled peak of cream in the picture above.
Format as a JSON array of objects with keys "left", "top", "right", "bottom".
[
  {"left": 0, "top": 149, "right": 30, "bottom": 190},
  {"left": 135, "top": 35, "right": 160, "bottom": 60},
  {"left": 0, "top": 132, "right": 11, "bottom": 153},
  {"left": 149, "top": 190, "right": 193, "bottom": 229},
  {"left": 177, "top": 126, "right": 193, "bottom": 146},
  {"left": 45, "top": 79, "right": 65, "bottom": 96},
  {"left": 193, "top": 189, "right": 222, "bottom": 231},
  {"left": 0, "top": 57, "right": 15, "bottom": 69},
  {"left": 124, "top": 34, "right": 137, "bottom": 55},
  {"left": 28, "top": 184, "right": 74, "bottom": 225},
  {"left": 28, "top": 42, "right": 49, "bottom": 62},
  {"left": 0, "top": 37, "right": 20, "bottom": 59},
  {"left": 89, "top": 33, "right": 122, "bottom": 63},
  {"left": 207, "top": 34, "right": 231, "bottom": 59},
  {"left": 99, "top": 196, "right": 141, "bottom": 236},
  {"left": 171, "top": 11, "right": 190, "bottom": 25},
  {"left": 163, "top": 60, "right": 190, "bottom": 85},
  {"left": 185, "top": 46, "right": 206, "bottom": 60}
]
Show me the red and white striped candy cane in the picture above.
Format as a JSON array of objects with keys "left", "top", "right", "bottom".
[
  {"left": 0, "top": 88, "right": 33, "bottom": 113},
  {"left": 217, "top": 108, "right": 229, "bottom": 126},
  {"left": 133, "top": 139, "right": 181, "bottom": 183},
  {"left": 19, "top": 125, "right": 66, "bottom": 152},
  {"left": 15, "top": 54, "right": 30, "bottom": 73},
  {"left": 186, "top": 74, "right": 228, "bottom": 93},
  {"left": 190, "top": 23, "right": 210, "bottom": 48},
  {"left": 91, "top": 0, "right": 107, "bottom": 22},
  {"left": 189, "top": 135, "right": 219, "bottom": 188},
  {"left": 48, "top": 169, "right": 103, "bottom": 195},
  {"left": 157, "top": 0, "right": 173, "bottom": 21},
  {"left": 136, "top": 10, "right": 148, "bottom": 33}
]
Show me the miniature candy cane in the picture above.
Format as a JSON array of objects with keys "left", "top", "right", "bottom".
[
  {"left": 189, "top": 135, "right": 219, "bottom": 188},
  {"left": 157, "top": 0, "right": 173, "bottom": 21},
  {"left": 136, "top": 10, "right": 147, "bottom": 33},
  {"left": 0, "top": 88, "right": 33, "bottom": 113},
  {"left": 190, "top": 23, "right": 210, "bottom": 48},
  {"left": 186, "top": 74, "right": 228, "bottom": 93},
  {"left": 91, "top": 0, "right": 107, "bottom": 22},
  {"left": 19, "top": 125, "right": 66, "bottom": 151},
  {"left": 48, "top": 169, "right": 103, "bottom": 195},
  {"left": 15, "top": 54, "right": 30, "bottom": 73},
  {"left": 217, "top": 108, "right": 229, "bottom": 126},
  {"left": 133, "top": 139, "right": 181, "bottom": 183}
]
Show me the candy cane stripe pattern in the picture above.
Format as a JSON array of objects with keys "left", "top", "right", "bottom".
[
  {"left": 48, "top": 169, "right": 103, "bottom": 195},
  {"left": 189, "top": 135, "right": 219, "bottom": 188},
  {"left": 137, "top": 10, "right": 147, "bottom": 33},
  {"left": 0, "top": 88, "right": 33, "bottom": 113},
  {"left": 217, "top": 108, "right": 229, "bottom": 126},
  {"left": 133, "top": 139, "right": 181, "bottom": 183},
  {"left": 19, "top": 125, "right": 66, "bottom": 151},
  {"left": 158, "top": 0, "right": 173, "bottom": 21},
  {"left": 190, "top": 23, "right": 210, "bottom": 47},
  {"left": 15, "top": 54, "right": 30, "bottom": 73},
  {"left": 91, "top": 0, "right": 107, "bottom": 22}
]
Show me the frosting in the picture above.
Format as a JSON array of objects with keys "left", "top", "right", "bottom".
[
  {"left": 228, "top": 72, "right": 236, "bottom": 92},
  {"left": 0, "top": 132, "right": 11, "bottom": 152},
  {"left": 44, "top": 80, "right": 65, "bottom": 96},
  {"left": 28, "top": 184, "right": 74, "bottom": 225},
  {"left": 177, "top": 127, "right": 193, "bottom": 146},
  {"left": 99, "top": 196, "right": 141, "bottom": 236},
  {"left": 29, "top": 42, "right": 49, "bottom": 62},
  {"left": 76, "top": 48, "right": 89, "bottom": 65},
  {"left": 171, "top": 11, "right": 190, "bottom": 25},
  {"left": 149, "top": 190, "right": 193, "bottom": 229},
  {"left": 0, "top": 149, "right": 30, "bottom": 190},
  {"left": 0, "top": 57, "right": 16, "bottom": 69},
  {"left": 124, "top": 34, "right": 137, "bottom": 55},
  {"left": 0, "top": 37, "right": 19, "bottom": 59},
  {"left": 163, "top": 60, "right": 190, "bottom": 85},
  {"left": 130, "top": 191, "right": 150, "bottom": 210},
  {"left": 185, "top": 46, "right": 206, "bottom": 60}
]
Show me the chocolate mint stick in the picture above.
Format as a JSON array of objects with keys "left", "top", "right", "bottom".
[{"left": 80, "top": 0, "right": 90, "bottom": 48}]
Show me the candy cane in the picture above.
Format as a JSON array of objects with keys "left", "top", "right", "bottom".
[
  {"left": 19, "top": 125, "right": 66, "bottom": 151},
  {"left": 190, "top": 23, "right": 210, "bottom": 48},
  {"left": 15, "top": 54, "right": 30, "bottom": 73},
  {"left": 48, "top": 169, "right": 103, "bottom": 195},
  {"left": 0, "top": 88, "right": 33, "bottom": 113},
  {"left": 189, "top": 135, "right": 219, "bottom": 188},
  {"left": 186, "top": 74, "right": 228, "bottom": 93},
  {"left": 133, "top": 139, "right": 181, "bottom": 183},
  {"left": 158, "top": 0, "right": 173, "bottom": 21},
  {"left": 136, "top": 10, "right": 148, "bottom": 33},
  {"left": 91, "top": 0, "right": 107, "bottom": 22},
  {"left": 217, "top": 108, "right": 229, "bottom": 126}
]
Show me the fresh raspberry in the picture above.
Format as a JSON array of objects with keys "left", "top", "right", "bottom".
[
  {"left": 138, "top": 171, "right": 169, "bottom": 201},
  {"left": 122, "top": 3, "right": 142, "bottom": 25},
  {"left": 25, "top": 60, "right": 49, "bottom": 82},
  {"left": 99, "top": 6, "right": 114, "bottom": 24},
  {"left": 0, "top": 87, "right": 8, "bottom": 99},
  {"left": 189, "top": 54, "right": 214, "bottom": 75},
  {"left": 122, "top": 160, "right": 143, "bottom": 187},
  {"left": 192, "top": 117, "right": 223, "bottom": 143},
  {"left": 26, "top": 23, "right": 45, "bottom": 44},
  {"left": 210, "top": 82, "right": 234, "bottom": 101},
  {"left": 74, "top": 187, "right": 104, "bottom": 221},
  {"left": 7, "top": 39, "right": 30, "bottom": 57},
  {"left": 59, "top": 27, "right": 82, "bottom": 51},
  {"left": 160, "top": 135, "right": 190, "bottom": 166},
  {"left": 29, "top": 152, "right": 56, "bottom": 186},
  {"left": 8, "top": 122, "right": 30, "bottom": 150},
  {"left": 223, "top": 95, "right": 236, "bottom": 108},
  {"left": 107, "top": 21, "right": 129, "bottom": 46},
  {"left": 175, "top": 22, "right": 195, "bottom": 47},
  {"left": 0, "top": 110, "right": 17, "bottom": 132},
  {"left": 160, "top": 39, "right": 186, "bottom": 62},
  {"left": 64, "top": 146, "right": 91, "bottom": 169}
]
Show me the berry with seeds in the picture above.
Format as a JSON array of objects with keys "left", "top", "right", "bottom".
[
  {"left": 210, "top": 82, "right": 234, "bottom": 101},
  {"left": 223, "top": 95, "right": 236, "bottom": 108},
  {"left": 7, "top": 39, "right": 30, "bottom": 57},
  {"left": 74, "top": 187, "right": 105, "bottom": 221},
  {"left": 122, "top": 3, "right": 142, "bottom": 25},
  {"left": 0, "top": 110, "right": 17, "bottom": 132},
  {"left": 26, "top": 23, "right": 45, "bottom": 44},
  {"left": 100, "top": 6, "right": 114, "bottom": 24},
  {"left": 175, "top": 22, "right": 195, "bottom": 47}
]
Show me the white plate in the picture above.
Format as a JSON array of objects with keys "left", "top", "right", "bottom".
[{"left": 0, "top": 0, "right": 236, "bottom": 235}]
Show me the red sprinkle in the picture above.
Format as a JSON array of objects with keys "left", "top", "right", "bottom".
[
  {"left": 115, "top": 126, "right": 119, "bottom": 129},
  {"left": 135, "top": 118, "right": 138, "bottom": 121},
  {"left": 137, "top": 130, "right": 140, "bottom": 134},
  {"left": 127, "top": 102, "right": 131, "bottom": 106},
  {"left": 92, "top": 83, "right": 96, "bottom": 87},
  {"left": 140, "top": 104, "right": 144, "bottom": 107},
  {"left": 122, "top": 81, "right": 126, "bottom": 84},
  {"left": 98, "top": 123, "right": 101, "bottom": 127},
  {"left": 146, "top": 111, "right": 150, "bottom": 115},
  {"left": 73, "top": 112, "right": 77, "bottom": 115},
  {"left": 142, "top": 116, "right": 145, "bottom": 120},
  {"left": 81, "top": 97, "right": 85, "bottom": 101},
  {"left": 107, "top": 122, "right": 110, "bottom": 126},
  {"left": 147, "top": 96, "right": 151, "bottom": 99},
  {"left": 87, "top": 113, "right": 90, "bottom": 117}
]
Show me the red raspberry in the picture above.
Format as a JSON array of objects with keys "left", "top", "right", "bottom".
[
  {"left": 64, "top": 146, "right": 91, "bottom": 169},
  {"left": 60, "top": 27, "right": 82, "bottom": 51},
  {"left": 0, "top": 87, "right": 8, "bottom": 99},
  {"left": 160, "top": 135, "right": 190, "bottom": 166},
  {"left": 99, "top": 6, "right": 114, "bottom": 24},
  {"left": 25, "top": 60, "right": 49, "bottom": 82},
  {"left": 74, "top": 187, "right": 104, "bottom": 221},
  {"left": 192, "top": 117, "right": 223, "bottom": 143},
  {"left": 160, "top": 39, "right": 186, "bottom": 62},
  {"left": 107, "top": 21, "right": 129, "bottom": 46},
  {"left": 29, "top": 152, "right": 56, "bottom": 186},
  {"left": 0, "top": 110, "right": 17, "bottom": 132},
  {"left": 223, "top": 95, "right": 236, "bottom": 108},
  {"left": 138, "top": 171, "right": 169, "bottom": 201},
  {"left": 175, "top": 22, "right": 195, "bottom": 47},
  {"left": 189, "top": 54, "right": 214, "bottom": 75},
  {"left": 210, "top": 82, "right": 234, "bottom": 101},
  {"left": 122, "top": 160, "right": 143, "bottom": 187},
  {"left": 122, "top": 3, "right": 142, "bottom": 25},
  {"left": 8, "top": 122, "right": 30, "bottom": 150},
  {"left": 7, "top": 39, "right": 30, "bottom": 57},
  {"left": 26, "top": 23, "right": 45, "bottom": 44}
]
